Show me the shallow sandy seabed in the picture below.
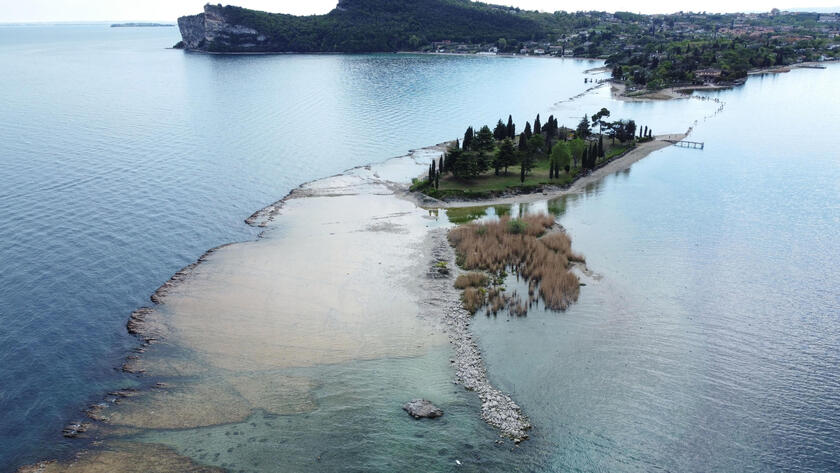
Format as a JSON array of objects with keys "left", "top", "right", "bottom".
[
  {"left": 162, "top": 185, "right": 447, "bottom": 372},
  {"left": 71, "top": 172, "right": 451, "bottom": 440},
  {"left": 19, "top": 442, "right": 224, "bottom": 473},
  {"left": 106, "top": 373, "right": 316, "bottom": 429}
]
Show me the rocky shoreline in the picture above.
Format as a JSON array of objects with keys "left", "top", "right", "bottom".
[{"left": 424, "top": 230, "right": 532, "bottom": 442}]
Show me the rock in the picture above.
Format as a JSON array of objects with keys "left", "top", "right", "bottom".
[
  {"left": 62, "top": 422, "right": 89, "bottom": 438},
  {"left": 403, "top": 399, "right": 443, "bottom": 419}
]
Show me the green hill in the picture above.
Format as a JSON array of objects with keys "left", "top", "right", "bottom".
[{"left": 177, "top": 0, "right": 563, "bottom": 53}]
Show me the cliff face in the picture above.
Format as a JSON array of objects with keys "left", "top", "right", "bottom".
[{"left": 177, "top": 4, "right": 268, "bottom": 51}]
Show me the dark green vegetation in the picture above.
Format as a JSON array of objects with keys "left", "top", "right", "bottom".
[
  {"left": 603, "top": 12, "right": 840, "bottom": 87},
  {"left": 181, "top": 3, "right": 839, "bottom": 88},
  {"left": 413, "top": 110, "right": 648, "bottom": 200},
  {"left": 193, "top": 0, "right": 557, "bottom": 53}
]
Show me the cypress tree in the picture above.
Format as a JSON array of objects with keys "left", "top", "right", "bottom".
[
  {"left": 429, "top": 163, "right": 434, "bottom": 182},
  {"left": 524, "top": 121, "right": 532, "bottom": 140},
  {"left": 439, "top": 156, "right": 443, "bottom": 173},
  {"left": 435, "top": 169, "right": 440, "bottom": 189},
  {"left": 520, "top": 162, "right": 525, "bottom": 183},
  {"left": 534, "top": 114, "right": 542, "bottom": 135},
  {"left": 496, "top": 138, "right": 516, "bottom": 175},
  {"left": 598, "top": 135, "right": 604, "bottom": 158},
  {"left": 463, "top": 127, "right": 474, "bottom": 150},
  {"left": 518, "top": 132, "right": 527, "bottom": 152},
  {"left": 494, "top": 119, "right": 507, "bottom": 141},
  {"left": 507, "top": 115, "right": 514, "bottom": 138}
]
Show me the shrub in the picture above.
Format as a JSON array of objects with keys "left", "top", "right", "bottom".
[
  {"left": 507, "top": 218, "right": 527, "bottom": 234},
  {"left": 454, "top": 272, "right": 489, "bottom": 289},
  {"left": 462, "top": 287, "right": 486, "bottom": 314}
]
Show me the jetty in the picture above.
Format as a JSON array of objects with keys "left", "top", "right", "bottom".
[{"left": 668, "top": 139, "right": 704, "bottom": 150}]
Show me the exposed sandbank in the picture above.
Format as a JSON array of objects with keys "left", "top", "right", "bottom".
[{"left": 610, "top": 81, "right": 732, "bottom": 101}]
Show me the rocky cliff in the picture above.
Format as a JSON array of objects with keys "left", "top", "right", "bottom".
[{"left": 176, "top": 4, "right": 268, "bottom": 51}]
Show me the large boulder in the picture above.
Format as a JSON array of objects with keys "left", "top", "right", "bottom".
[{"left": 403, "top": 399, "right": 443, "bottom": 419}]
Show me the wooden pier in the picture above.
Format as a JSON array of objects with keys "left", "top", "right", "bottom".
[{"left": 667, "top": 140, "right": 704, "bottom": 150}]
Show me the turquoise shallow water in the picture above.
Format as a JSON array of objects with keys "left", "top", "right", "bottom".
[{"left": 1, "top": 23, "right": 838, "bottom": 473}]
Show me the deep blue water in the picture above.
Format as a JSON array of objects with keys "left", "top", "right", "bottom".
[{"left": 0, "top": 24, "right": 602, "bottom": 470}]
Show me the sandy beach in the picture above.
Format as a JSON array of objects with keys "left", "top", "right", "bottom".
[{"left": 610, "top": 81, "right": 733, "bottom": 101}]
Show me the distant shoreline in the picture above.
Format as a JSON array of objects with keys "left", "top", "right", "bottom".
[
  {"left": 111, "top": 23, "right": 174, "bottom": 28},
  {"left": 611, "top": 59, "right": 839, "bottom": 101}
]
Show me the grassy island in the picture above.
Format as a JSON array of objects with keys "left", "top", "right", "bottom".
[{"left": 413, "top": 109, "right": 654, "bottom": 200}]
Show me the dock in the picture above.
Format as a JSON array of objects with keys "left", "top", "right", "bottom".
[{"left": 667, "top": 140, "right": 704, "bottom": 150}]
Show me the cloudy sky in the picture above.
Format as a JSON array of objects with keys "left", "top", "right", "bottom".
[{"left": 2, "top": 0, "right": 837, "bottom": 23}]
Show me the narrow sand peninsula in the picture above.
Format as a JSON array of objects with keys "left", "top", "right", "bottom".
[{"left": 611, "top": 81, "right": 732, "bottom": 101}]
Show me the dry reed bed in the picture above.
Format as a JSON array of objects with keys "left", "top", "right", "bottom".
[{"left": 448, "top": 214, "right": 584, "bottom": 314}]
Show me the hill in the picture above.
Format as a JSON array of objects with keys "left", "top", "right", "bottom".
[
  {"left": 176, "top": 0, "right": 561, "bottom": 53},
  {"left": 176, "top": 3, "right": 840, "bottom": 90}
]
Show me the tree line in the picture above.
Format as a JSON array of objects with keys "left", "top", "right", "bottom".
[{"left": 426, "top": 110, "right": 651, "bottom": 188}]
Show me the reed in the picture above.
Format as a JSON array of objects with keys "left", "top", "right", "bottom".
[
  {"left": 461, "top": 287, "right": 486, "bottom": 314},
  {"left": 454, "top": 272, "right": 490, "bottom": 289},
  {"left": 448, "top": 214, "right": 583, "bottom": 314}
]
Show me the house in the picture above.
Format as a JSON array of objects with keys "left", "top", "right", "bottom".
[{"left": 695, "top": 68, "right": 722, "bottom": 79}]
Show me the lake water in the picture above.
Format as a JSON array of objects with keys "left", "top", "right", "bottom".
[
  {"left": 469, "top": 66, "right": 840, "bottom": 471},
  {"left": 1, "top": 24, "right": 838, "bottom": 473}
]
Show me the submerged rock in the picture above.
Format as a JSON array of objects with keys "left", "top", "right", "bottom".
[
  {"left": 61, "top": 422, "right": 89, "bottom": 438},
  {"left": 403, "top": 399, "right": 443, "bottom": 419}
]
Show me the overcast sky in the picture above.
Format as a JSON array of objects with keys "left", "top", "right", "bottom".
[{"left": 2, "top": 0, "right": 838, "bottom": 23}]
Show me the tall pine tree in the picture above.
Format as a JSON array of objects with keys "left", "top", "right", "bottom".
[
  {"left": 534, "top": 114, "right": 542, "bottom": 135},
  {"left": 507, "top": 115, "right": 515, "bottom": 139}
]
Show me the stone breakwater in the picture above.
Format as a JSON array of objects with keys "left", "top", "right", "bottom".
[
  {"left": 444, "top": 301, "right": 532, "bottom": 442},
  {"left": 424, "top": 230, "right": 531, "bottom": 442}
]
